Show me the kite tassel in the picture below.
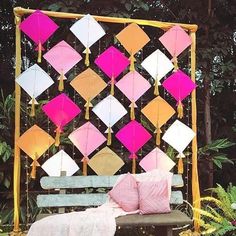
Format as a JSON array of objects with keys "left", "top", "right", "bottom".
[
  {"left": 110, "top": 77, "right": 115, "bottom": 96},
  {"left": 85, "top": 47, "right": 90, "bottom": 67},
  {"left": 177, "top": 101, "right": 184, "bottom": 119},
  {"left": 156, "top": 127, "right": 161, "bottom": 146},
  {"left": 129, "top": 54, "right": 135, "bottom": 71},
  {"left": 58, "top": 73, "right": 64, "bottom": 92},
  {"left": 154, "top": 79, "right": 159, "bottom": 96},
  {"left": 55, "top": 128, "right": 61, "bottom": 147},
  {"left": 131, "top": 154, "right": 136, "bottom": 174},
  {"left": 107, "top": 127, "right": 112, "bottom": 146},
  {"left": 85, "top": 99, "right": 90, "bottom": 120},
  {"left": 30, "top": 98, "right": 35, "bottom": 117},
  {"left": 130, "top": 101, "right": 135, "bottom": 120},
  {"left": 82, "top": 157, "right": 89, "bottom": 176},
  {"left": 178, "top": 157, "right": 184, "bottom": 174},
  {"left": 37, "top": 42, "right": 42, "bottom": 63},
  {"left": 30, "top": 159, "right": 39, "bottom": 179},
  {"left": 173, "top": 56, "right": 178, "bottom": 71}
]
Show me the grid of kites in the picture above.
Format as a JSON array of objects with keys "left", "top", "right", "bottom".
[{"left": 16, "top": 10, "right": 197, "bottom": 179}]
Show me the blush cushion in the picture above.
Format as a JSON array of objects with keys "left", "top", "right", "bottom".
[
  {"left": 138, "top": 179, "right": 171, "bottom": 214},
  {"left": 108, "top": 173, "right": 139, "bottom": 212}
]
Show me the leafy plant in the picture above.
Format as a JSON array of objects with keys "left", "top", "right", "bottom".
[
  {"left": 198, "top": 139, "right": 235, "bottom": 169},
  {"left": 193, "top": 184, "right": 236, "bottom": 235}
]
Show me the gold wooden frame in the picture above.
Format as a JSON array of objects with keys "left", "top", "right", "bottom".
[{"left": 13, "top": 7, "right": 200, "bottom": 234}]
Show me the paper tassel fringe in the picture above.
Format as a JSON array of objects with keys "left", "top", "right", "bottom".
[
  {"left": 85, "top": 99, "right": 90, "bottom": 120},
  {"left": 85, "top": 47, "right": 90, "bottom": 67},
  {"left": 178, "top": 158, "right": 184, "bottom": 174},
  {"left": 30, "top": 161, "right": 37, "bottom": 179},
  {"left": 174, "top": 57, "right": 178, "bottom": 71},
  {"left": 30, "top": 155, "right": 39, "bottom": 179},
  {"left": 130, "top": 101, "right": 135, "bottom": 120},
  {"left": 177, "top": 101, "right": 184, "bottom": 119},
  {"left": 107, "top": 127, "right": 112, "bottom": 146},
  {"left": 156, "top": 127, "right": 161, "bottom": 146},
  {"left": 154, "top": 79, "right": 159, "bottom": 96},
  {"left": 83, "top": 159, "right": 88, "bottom": 176},
  {"left": 55, "top": 128, "right": 61, "bottom": 147},
  {"left": 132, "top": 158, "right": 136, "bottom": 174},
  {"left": 129, "top": 54, "right": 135, "bottom": 71},
  {"left": 37, "top": 42, "right": 42, "bottom": 63},
  {"left": 58, "top": 73, "right": 64, "bottom": 92},
  {"left": 30, "top": 98, "right": 35, "bottom": 117},
  {"left": 110, "top": 78, "right": 115, "bottom": 95}
]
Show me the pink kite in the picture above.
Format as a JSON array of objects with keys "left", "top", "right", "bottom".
[
  {"left": 159, "top": 25, "right": 191, "bottom": 70},
  {"left": 43, "top": 40, "right": 82, "bottom": 91},
  {"left": 116, "top": 71, "right": 151, "bottom": 120},
  {"left": 139, "top": 147, "right": 175, "bottom": 172},
  {"left": 69, "top": 121, "right": 106, "bottom": 161},
  {"left": 116, "top": 120, "right": 151, "bottom": 160},
  {"left": 20, "top": 10, "right": 59, "bottom": 63},
  {"left": 95, "top": 46, "right": 130, "bottom": 95},
  {"left": 162, "top": 69, "right": 196, "bottom": 118},
  {"left": 68, "top": 121, "right": 106, "bottom": 175},
  {"left": 42, "top": 93, "right": 81, "bottom": 146}
]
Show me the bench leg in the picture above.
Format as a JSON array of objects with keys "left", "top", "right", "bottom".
[
  {"left": 166, "top": 227, "right": 173, "bottom": 236},
  {"left": 155, "top": 226, "right": 173, "bottom": 236}
]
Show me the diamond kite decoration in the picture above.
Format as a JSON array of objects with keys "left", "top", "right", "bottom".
[
  {"left": 15, "top": 64, "right": 54, "bottom": 117},
  {"left": 95, "top": 46, "right": 129, "bottom": 95},
  {"left": 41, "top": 150, "right": 79, "bottom": 176},
  {"left": 116, "top": 120, "right": 151, "bottom": 160},
  {"left": 70, "top": 68, "right": 107, "bottom": 120},
  {"left": 162, "top": 120, "right": 195, "bottom": 174},
  {"left": 70, "top": 14, "right": 105, "bottom": 66},
  {"left": 139, "top": 147, "right": 175, "bottom": 172},
  {"left": 69, "top": 121, "right": 106, "bottom": 175},
  {"left": 141, "top": 49, "right": 174, "bottom": 95},
  {"left": 116, "top": 71, "right": 151, "bottom": 120},
  {"left": 162, "top": 69, "right": 196, "bottom": 118},
  {"left": 116, "top": 23, "right": 150, "bottom": 71},
  {"left": 20, "top": 10, "right": 59, "bottom": 63},
  {"left": 159, "top": 25, "right": 192, "bottom": 69},
  {"left": 88, "top": 147, "right": 124, "bottom": 176},
  {"left": 43, "top": 40, "right": 82, "bottom": 91},
  {"left": 141, "top": 96, "right": 175, "bottom": 145},
  {"left": 92, "top": 95, "right": 127, "bottom": 145},
  {"left": 42, "top": 93, "right": 81, "bottom": 146},
  {"left": 17, "top": 125, "right": 55, "bottom": 179}
]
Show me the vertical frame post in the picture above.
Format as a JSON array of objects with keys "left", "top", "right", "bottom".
[
  {"left": 190, "top": 31, "right": 201, "bottom": 233},
  {"left": 13, "top": 12, "right": 22, "bottom": 234}
]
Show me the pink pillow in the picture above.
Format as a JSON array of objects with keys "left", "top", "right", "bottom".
[
  {"left": 138, "top": 180, "right": 171, "bottom": 214},
  {"left": 108, "top": 173, "right": 139, "bottom": 212}
]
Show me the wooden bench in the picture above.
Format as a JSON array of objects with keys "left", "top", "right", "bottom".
[{"left": 37, "top": 174, "right": 192, "bottom": 236}]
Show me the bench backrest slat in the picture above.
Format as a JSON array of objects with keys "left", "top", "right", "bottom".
[
  {"left": 40, "top": 174, "right": 183, "bottom": 189},
  {"left": 37, "top": 191, "right": 183, "bottom": 208}
]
